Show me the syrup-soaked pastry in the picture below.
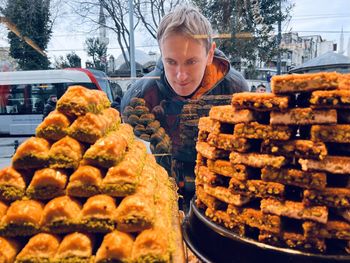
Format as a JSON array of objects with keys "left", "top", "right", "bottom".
[
  {"left": 196, "top": 141, "right": 228, "bottom": 160},
  {"left": 55, "top": 232, "right": 94, "bottom": 263},
  {"left": 57, "top": 85, "right": 110, "bottom": 116},
  {"left": 49, "top": 136, "right": 84, "bottom": 169},
  {"left": 131, "top": 228, "right": 170, "bottom": 263},
  {"left": 232, "top": 92, "right": 290, "bottom": 111},
  {"left": 138, "top": 113, "right": 155, "bottom": 126},
  {"left": 303, "top": 220, "right": 350, "bottom": 240},
  {"left": 229, "top": 178, "right": 285, "bottom": 200},
  {"left": 196, "top": 185, "right": 222, "bottom": 210},
  {"left": 197, "top": 130, "right": 209, "bottom": 142},
  {"left": 259, "top": 231, "right": 326, "bottom": 252},
  {"left": 230, "top": 151, "right": 286, "bottom": 169},
  {"left": 261, "top": 199, "right": 328, "bottom": 224},
  {"left": 196, "top": 166, "right": 226, "bottom": 186},
  {"left": 127, "top": 114, "right": 139, "bottom": 126},
  {"left": 41, "top": 196, "right": 82, "bottom": 233},
  {"left": 310, "top": 89, "right": 350, "bottom": 108},
  {"left": 115, "top": 194, "right": 155, "bottom": 233},
  {"left": 209, "top": 105, "right": 255, "bottom": 123},
  {"left": 234, "top": 122, "right": 292, "bottom": 140},
  {"left": 123, "top": 105, "right": 135, "bottom": 120},
  {"left": 83, "top": 124, "right": 134, "bottom": 168},
  {"left": 198, "top": 117, "right": 219, "bottom": 134},
  {"left": 68, "top": 108, "right": 120, "bottom": 144},
  {"left": 95, "top": 230, "right": 134, "bottom": 263},
  {"left": 270, "top": 108, "right": 337, "bottom": 125},
  {"left": 0, "top": 200, "right": 8, "bottom": 220},
  {"left": 12, "top": 137, "right": 50, "bottom": 169},
  {"left": 0, "top": 237, "right": 20, "bottom": 263},
  {"left": 339, "top": 73, "right": 350, "bottom": 89},
  {"left": 1, "top": 200, "right": 44, "bottom": 237},
  {"left": 101, "top": 140, "right": 147, "bottom": 197},
  {"left": 139, "top": 133, "right": 150, "bottom": 142},
  {"left": 134, "top": 105, "right": 150, "bottom": 116},
  {"left": 299, "top": 155, "right": 350, "bottom": 174},
  {"left": 203, "top": 184, "right": 250, "bottom": 206},
  {"left": 261, "top": 139, "right": 327, "bottom": 160},
  {"left": 240, "top": 208, "right": 281, "bottom": 234},
  {"left": 133, "top": 155, "right": 158, "bottom": 197},
  {"left": 130, "top": 97, "right": 146, "bottom": 108},
  {"left": 311, "top": 124, "right": 350, "bottom": 143},
  {"left": 133, "top": 124, "right": 146, "bottom": 137},
  {"left": 207, "top": 133, "right": 250, "bottom": 152},
  {"left": 207, "top": 160, "right": 250, "bottom": 181},
  {"left": 206, "top": 208, "right": 245, "bottom": 234},
  {"left": 202, "top": 94, "right": 232, "bottom": 105},
  {"left": 150, "top": 127, "right": 166, "bottom": 145},
  {"left": 26, "top": 168, "right": 67, "bottom": 200},
  {"left": 271, "top": 72, "right": 339, "bottom": 94},
  {"left": 304, "top": 188, "right": 350, "bottom": 208},
  {"left": 36, "top": 110, "right": 71, "bottom": 141},
  {"left": 16, "top": 233, "right": 60, "bottom": 263},
  {"left": 66, "top": 165, "right": 103, "bottom": 197},
  {"left": 80, "top": 195, "right": 116, "bottom": 233},
  {"left": 145, "top": 120, "right": 160, "bottom": 134},
  {"left": 261, "top": 167, "right": 326, "bottom": 190},
  {"left": 0, "top": 167, "right": 26, "bottom": 201}
]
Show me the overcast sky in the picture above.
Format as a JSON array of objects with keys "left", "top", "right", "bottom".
[{"left": 1, "top": 0, "right": 349, "bottom": 65}]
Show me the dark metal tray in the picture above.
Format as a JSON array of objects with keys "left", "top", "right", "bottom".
[{"left": 182, "top": 199, "right": 350, "bottom": 263}]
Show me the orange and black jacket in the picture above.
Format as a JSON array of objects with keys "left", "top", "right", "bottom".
[{"left": 121, "top": 49, "right": 249, "bottom": 163}]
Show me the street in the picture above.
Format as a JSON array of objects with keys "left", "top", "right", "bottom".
[{"left": 0, "top": 137, "right": 28, "bottom": 168}]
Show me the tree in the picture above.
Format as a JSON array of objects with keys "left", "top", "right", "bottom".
[
  {"left": 133, "top": 0, "right": 184, "bottom": 39},
  {"left": 192, "top": 0, "right": 293, "bottom": 71},
  {"left": 85, "top": 37, "right": 107, "bottom": 71},
  {"left": 2, "top": 0, "right": 52, "bottom": 70},
  {"left": 53, "top": 52, "right": 81, "bottom": 69}
]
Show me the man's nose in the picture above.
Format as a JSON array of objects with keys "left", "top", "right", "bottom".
[{"left": 176, "top": 66, "right": 188, "bottom": 81}]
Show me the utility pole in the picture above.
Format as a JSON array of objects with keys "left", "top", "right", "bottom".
[
  {"left": 129, "top": 0, "right": 136, "bottom": 80},
  {"left": 276, "top": 0, "right": 282, "bottom": 75}
]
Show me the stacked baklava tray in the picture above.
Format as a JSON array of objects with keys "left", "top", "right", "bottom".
[
  {"left": 0, "top": 86, "right": 184, "bottom": 263},
  {"left": 195, "top": 72, "right": 350, "bottom": 254}
]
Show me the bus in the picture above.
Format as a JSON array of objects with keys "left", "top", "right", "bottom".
[{"left": 0, "top": 68, "right": 114, "bottom": 135}]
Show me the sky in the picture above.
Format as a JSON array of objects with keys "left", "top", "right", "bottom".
[{"left": 0, "top": 0, "right": 349, "bottom": 67}]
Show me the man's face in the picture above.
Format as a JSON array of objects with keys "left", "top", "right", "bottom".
[
  {"left": 160, "top": 34, "right": 215, "bottom": 97},
  {"left": 256, "top": 86, "right": 266, "bottom": 93}
]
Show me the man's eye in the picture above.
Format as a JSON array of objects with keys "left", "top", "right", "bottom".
[
  {"left": 166, "top": 60, "right": 176, "bottom": 65},
  {"left": 187, "top": 60, "right": 197, "bottom": 65}
]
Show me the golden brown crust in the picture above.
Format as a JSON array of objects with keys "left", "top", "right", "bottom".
[
  {"left": 270, "top": 108, "right": 337, "bottom": 125},
  {"left": 310, "top": 89, "right": 350, "bottom": 108},
  {"left": 232, "top": 92, "right": 289, "bottom": 111},
  {"left": 229, "top": 151, "right": 286, "bottom": 169},
  {"left": 0, "top": 237, "right": 20, "bottom": 263},
  {"left": 261, "top": 140, "right": 327, "bottom": 160},
  {"left": 36, "top": 110, "right": 71, "bottom": 141},
  {"left": 203, "top": 184, "right": 250, "bottom": 206},
  {"left": 207, "top": 133, "right": 250, "bottom": 152},
  {"left": 271, "top": 72, "right": 339, "bottom": 94},
  {"left": 57, "top": 85, "right": 110, "bottom": 116},
  {"left": 261, "top": 199, "right": 328, "bottom": 224},
  {"left": 303, "top": 220, "right": 350, "bottom": 240},
  {"left": 209, "top": 105, "right": 255, "bottom": 123},
  {"left": 234, "top": 122, "right": 292, "bottom": 140},
  {"left": 196, "top": 141, "right": 228, "bottom": 160},
  {"left": 304, "top": 188, "right": 350, "bottom": 208},
  {"left": 229, "top": 178, "right": 285, "bottom": 200},
  {"left": 67, "top": 165, "right": 103, "bottom": 197},
  {"left": 207, "top": 160, "right": 250, "bottom": 181},
  {"left": 0, "top": 167, "right": 26, "bottom": 201},
  {"left": 95, "top": 230, "right": 134, "bottom": 262},
  {"left": 12, "top": 137, "right": 50, "bottom": 169},
  {"left": 16, "top": 233, "right": 60, "bottom": 260},
  {"left": 299, "top": 155, "right": 350, "bottom": 174},
  {"left": 56, "top": 232, "right": 94, "bottom": 259},
  {"left": 49, "top": 136, "right": 85, "bottom": 169},
  {"left": 311, "top": 124, "right": 350, "bottom": 143},
  {"left": 261, "top": 167, "right": 326, "bottom": 190}
]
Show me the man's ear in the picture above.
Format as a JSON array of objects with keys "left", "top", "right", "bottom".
[{"left": 207, "top": 42, "right": 216, "bottom": 65}]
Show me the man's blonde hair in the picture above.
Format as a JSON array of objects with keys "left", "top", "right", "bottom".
[{"left": 157, "top": 5, "right": 213, "bottom": 53}]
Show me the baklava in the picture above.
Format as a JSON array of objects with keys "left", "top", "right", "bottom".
[
  {"left": 36, "top": 110, "right": 71, "bottom": 141},
  {"left": 0, "top": 167, "right": 26, "bottom": 201}
]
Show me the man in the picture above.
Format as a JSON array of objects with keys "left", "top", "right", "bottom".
[
  {"left": 42, "top": 95, "right": 57, "bottom": 119},
  {"left": 256, "top": 84, "right": 267, "bottom": 93},
  {"left": 121, "top": 5, "right": 248, "bottom": 207}
]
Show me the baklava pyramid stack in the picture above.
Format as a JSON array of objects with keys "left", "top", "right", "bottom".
[
  {"left": 195, "top": 72, "right": 350, "bottom": 254},
  {"left": 0, "top": 86, "right": 184, "bottom": 262}
]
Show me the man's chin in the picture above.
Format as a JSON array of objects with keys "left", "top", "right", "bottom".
[{"left": 173, "top": 86, "right": 197, "bottom": 97}]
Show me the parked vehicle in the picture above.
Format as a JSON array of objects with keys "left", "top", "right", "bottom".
[{"left": 0, "top": 68, "right": 114, "bottom": 135}]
